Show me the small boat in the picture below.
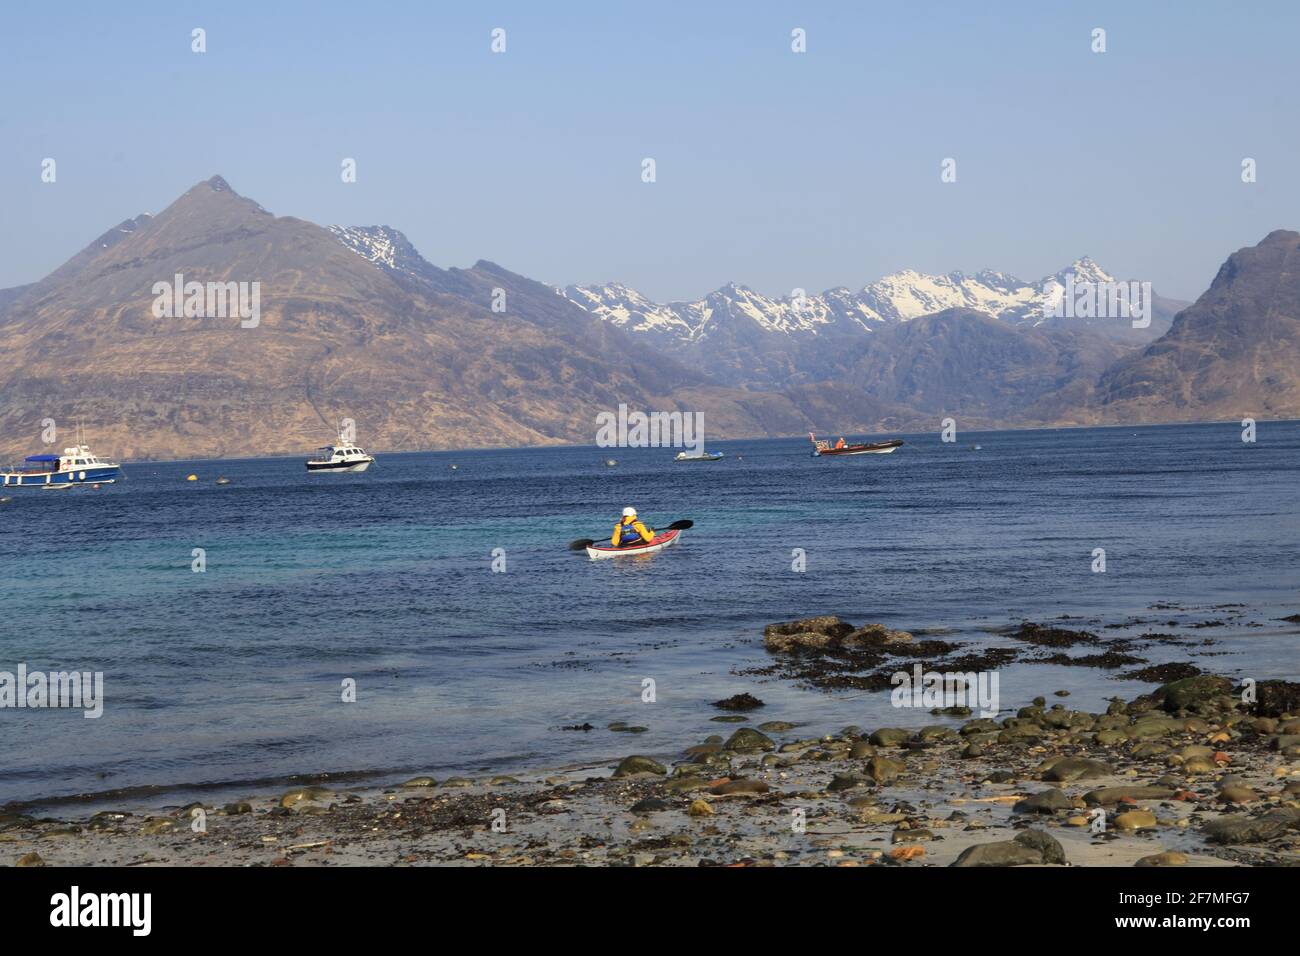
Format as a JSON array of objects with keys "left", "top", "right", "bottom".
[
  {"left": 1, "top": 435, "right": 121, "bottom": 488},
  {"left": 674, "top": 451, "right": 724, "bottom": 462},
  {"left": 586, "top": 528, "right": 683, "bottom": 560},
  {"left": 306, "top": 433, "right": 374, "bottom": 473},
  {"left": 809, "top": 433, "right": 903, "bottom": 457},
  {"left": 216, "top": 476, "right": 231, "bottom": 485}
]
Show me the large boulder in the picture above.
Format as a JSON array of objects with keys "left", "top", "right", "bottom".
[
  {"left": 763, "top": 616, "right": 854, "bottom": 653},
  {"left": 1203, "top": 808, "right": 1300, "bottom": 845},
  {"left": 722, "top": 728, "right": 774, "bottom": 753},
  {"left": 951, "top": 830, "right": 1067, "bottom": 867},
  {"left": 612, "top": 755, "right": 667, "bottom": 778},
  {"left": 1156, "top": 675, "right": 1233, "bottom": 712},
  {"left": 1013, "top": 789, "right": 1074, "bottom": 814}
]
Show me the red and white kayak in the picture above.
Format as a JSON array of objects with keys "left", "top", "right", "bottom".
[{"left": 585, "top": 529, "right": 683, "bottom": 560}]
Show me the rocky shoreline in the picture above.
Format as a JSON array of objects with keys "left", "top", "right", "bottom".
[{"left": 5, "top": 614, "right": 1300, "bottom": 868}]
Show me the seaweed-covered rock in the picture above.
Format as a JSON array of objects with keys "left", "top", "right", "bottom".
[
  {"left": 1251, "top": 680, "right": 1300, "bottom": 718},
  {"left": 1157, "top": 675, "right": 1233, "bottom": 712},
  {"left": 763, "top": 616, "right": 854, "bottom": 652}
]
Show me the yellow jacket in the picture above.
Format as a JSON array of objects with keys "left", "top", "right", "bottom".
[{"left": 612, "top": 518, "right": 655, "bottom": 546}]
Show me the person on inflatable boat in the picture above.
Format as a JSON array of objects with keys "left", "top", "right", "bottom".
[{"left": 612, "top": 507, "right": 656, "bottom": 547}]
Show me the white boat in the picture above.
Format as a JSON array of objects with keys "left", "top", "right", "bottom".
[
  {"left": 306, "top": 435, "right": 374, "bottom": 473},
  {"left": 674, "top": 451, "right": 724, "bottom": 462}
]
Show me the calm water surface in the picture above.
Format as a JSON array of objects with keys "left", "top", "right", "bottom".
[{"left": 2, "top": 422, "right": 1298, "bottom": 808}]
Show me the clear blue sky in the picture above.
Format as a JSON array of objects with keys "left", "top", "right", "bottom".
[{"left": 2, "top": 1, "right": 1297, "bottom": 302}]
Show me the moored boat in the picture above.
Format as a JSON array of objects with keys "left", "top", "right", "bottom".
[
  {"left": 1, "top": 442, "right": 121, "bottom": 487},
  {"left": 306, "top": 438, "right": 374, "bottom": 473},
  {"left": 674, "top": 451, "right": 724, "bottom": 462},
  {"left": 809, "top": 432, "right": 903, "bottom": 457}
]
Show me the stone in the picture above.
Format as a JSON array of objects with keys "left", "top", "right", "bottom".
[
  {"left": 1135, "top": 850, "right": 1188, "bottom": 867},
  {"left": 1083, "top": 786, "right": 1176, "bottom": 806},
  {"left": 869, "top": 728, "right": 912, "bottom": 747},
  {"left": 1043, "top": 757, "right": 1111, "bottom": 782},
  {"left": 951, "top": 830, "right": 1065, "bottom": 867},
  {"left": 709, "top": 778, "right": 770, "bottom": 796},
  {"left": 1157, "top": 675, "right": 1233, "bottom": 712},
  {"left": 687, "top": 799, "right": 714, "bottom": 817},
  {"left": 849, "top": 739, "right": 877, "bottom": 759},
  {"left": 1217, "top": 783, "right": 1257, "bottom": 804},
  {"left": 866, "top": 756, "right": 906, "bottom": 784},
  {"left": 612, "top": 756, "right": 667, "bottom": 777},
  {"left": 712, "top": 693, "right": 765, "bottom": 711},
  {"left": 1203, "top": 808, "right": 1300, "bottom": 844},
  {"left": 1114, "top": 810, "right": 1157, "bottom": 831},
  {"left": 400, "top": 776, "right": 437, "bottom": 788},
  {"left": 14, "top": 852, "right": 45, "bottom": 867},
  {"left": 280, "top": 785, "right": 335, "bottom": 809},
  {"left": 1013, "top": 828, "right": 1067, "bottom": 865},
  {"left": 1014, "top": 789, "right": 1073, "bottom": 814},
  {"left": 722, "top": 728, "right": 774, "bottom": 753},
  {"left": 827, "top": 773, "right": 863, "bottom": 792}
]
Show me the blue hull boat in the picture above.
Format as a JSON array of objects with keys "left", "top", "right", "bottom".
[{"left": 1, "top": 443, "right": 121, "bottom": 487}]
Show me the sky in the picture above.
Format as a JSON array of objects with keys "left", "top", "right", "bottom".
[{"left": 1, "top": 1, "right": 1298, "bottom": 303}]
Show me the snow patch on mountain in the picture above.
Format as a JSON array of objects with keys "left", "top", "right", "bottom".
[
  {"left": 561, "top": 258, "right": 1121, "bottom": 342},
  {"left": 328, "top": 225, "right": 412, "bottom": 272}
]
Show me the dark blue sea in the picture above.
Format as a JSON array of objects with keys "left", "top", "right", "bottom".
[{"left": 2, "top": 422, "right": 1299, "bottom": 810}]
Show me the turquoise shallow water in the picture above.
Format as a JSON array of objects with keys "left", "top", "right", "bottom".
[{"left": 1, "top": 422, "right": 1299, "bottom": 809}]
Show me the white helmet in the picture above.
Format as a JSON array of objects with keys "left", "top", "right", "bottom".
[{"left": 622, "top": 507, "right": 637, "bottom": 518}]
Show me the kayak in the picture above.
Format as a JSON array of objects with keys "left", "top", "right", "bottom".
[{"left": 585, "top": 528, "right": 682, "bottom": 560}]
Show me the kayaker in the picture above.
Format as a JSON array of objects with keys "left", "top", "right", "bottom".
[{"left": 612, "top": 507, "right": 656, "bottom": 547}]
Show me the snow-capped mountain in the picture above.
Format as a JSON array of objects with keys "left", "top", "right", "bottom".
[
  {"left": 563, "top": 257, "right": 1143, "bottom": 339},
  {"left": 558, "top": 258, "right": 1185, "bottom": 386}
]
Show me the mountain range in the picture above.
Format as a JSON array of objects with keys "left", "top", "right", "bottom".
[{"left": 0, "top": 175, "right": 1295, "bottom": 460}]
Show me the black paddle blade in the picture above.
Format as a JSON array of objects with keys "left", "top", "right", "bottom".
[
  {"left": 568, "top": 538, "right": 597, "bottom": 551},
  {"left": 666, "top": 519, "right": 693, "bottom": 531}
]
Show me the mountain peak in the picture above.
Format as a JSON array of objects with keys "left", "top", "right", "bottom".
[
  {"left": 156, "top": 176, "right": 271, "bottom": 228},
  {"left": 1259, "top": 229, "right": 1300, "bottom": 245}
]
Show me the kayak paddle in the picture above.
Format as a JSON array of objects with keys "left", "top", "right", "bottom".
[{"left": 568, "top": 519, "right": 693, "bottom": 551}]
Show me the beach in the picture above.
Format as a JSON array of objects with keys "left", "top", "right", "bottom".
[{"left": 7, "top": 642, "right": 1299, "bottom": 867}]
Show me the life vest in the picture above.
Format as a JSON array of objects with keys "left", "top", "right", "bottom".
[{"left": 616, "top": 519, "right": 651, "bottom": 546}]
